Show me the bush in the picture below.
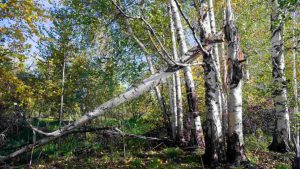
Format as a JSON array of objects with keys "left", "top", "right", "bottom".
[{"left": 162, "top": 147, "right": 184, "bottom": 159}]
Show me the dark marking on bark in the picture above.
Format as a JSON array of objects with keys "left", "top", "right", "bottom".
[
  {"left": 202, "top": 120, "right": 226, "bottom": 167},
  {"left": 268, "top": 126, "right": 291, "bottom": 152},
  {"left": 227, "top": 58, "right": 244, "bottom": 89},
  {"left": 165, "top": 64, "right": 183, "bottom": 72},
  {"left": 227, "top": 133, "right": 248, "bottom": 165}
]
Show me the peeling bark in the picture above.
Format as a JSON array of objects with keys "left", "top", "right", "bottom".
[
  {"left": 268, "top": 0, "right": 291, "bottom": 153},
  {"left": 198, "top": 0, "right": 224, "bottom": 165},
  {"left": 202, "top": 52, "right": 225, "bottom": 165},
  {"left": 225, "top": 0, "right": 247, "bottom": 164}
]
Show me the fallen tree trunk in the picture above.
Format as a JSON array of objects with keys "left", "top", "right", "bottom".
[{"left": 0, "top": 43, "right": 220, "bottom": 161}]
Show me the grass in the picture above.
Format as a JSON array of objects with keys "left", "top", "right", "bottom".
[{"left": 0, "top": 116, "right": 295, "bottom": 168}]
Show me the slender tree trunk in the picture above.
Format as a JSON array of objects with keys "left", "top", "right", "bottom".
[
  {"left": 197, "top": 0, "right": 224, "bottom": 165},
  {"left": 208, "top": 0, "right": 223, "bottom": 122},
  {"left": 292, "top": 11, "right": 299, "bottom": 143},
  {"left": 225, "top": 0, "right": 247, "bottom": 164},
  {"left": 125, "top": 19, "right": 172, "bottom": 138},
  {"left": 167, "top": 75, "right": 178, "bottom": 140},
  {"left": 169, "top": 9, "right": 179, "bottom": 140},
  {"left": 268, "top": 0, "right": 291, "bottom": 153},
  {"left": 292, "top": 11, "right": 300, "bottom": 168},
  {"left": 59, "top": 55, "right": 66, "bottom": 128},
  {"left": 169, "top": 6, "right": 184, "bottom": 143},
  {"left": 170, "top": 0, "right": 204, "bottom": 146}
]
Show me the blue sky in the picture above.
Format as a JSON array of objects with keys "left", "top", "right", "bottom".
[{"left": 0, "top": 0, "right": 60, "bottom": 69}]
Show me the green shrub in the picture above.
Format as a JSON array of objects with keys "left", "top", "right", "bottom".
[{"left": 162, "top": 147, "right": 183, "bottom": 159}]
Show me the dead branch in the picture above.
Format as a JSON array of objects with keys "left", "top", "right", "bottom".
[{"left": 0, "top": 126, "right": 171, "bottom": 162}]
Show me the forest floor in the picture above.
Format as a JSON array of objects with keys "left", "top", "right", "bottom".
[{"left": 0, "top": 113, "right": 295, "bottom": 169}]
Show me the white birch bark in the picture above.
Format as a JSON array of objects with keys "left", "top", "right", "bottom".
[
  {"left": 170, "top": 0, "right": 204, "bottom": 146},
  {"left": 169, "top": 7, "right": 184, "bottom": 142},
  {"left": 208, "top": 0, "right": 223, "bottom": 121},
  {"left": 171, "top": 73, "right": 178, "bottom": 137},
  {"left": 225, "top": 0, "right": 247, "bottom": 163},
  {"left": 167, "top": 76, "right": 177, "bottom": 140},
  {"left": 197, "top": 0, "right": 224, "bottom": 164},
  {"left": 268, "top": 0, "right": 291, "bottom": 152}
]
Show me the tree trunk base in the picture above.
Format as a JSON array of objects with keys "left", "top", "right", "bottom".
[
  {"left": 202, "top": 135, "right": 226, "bottom": 166},
  {"left": 227, "top": 133, "right": 248, "bottom": 165},
  {"left": 268, "top": 135, "right": 290, "bottom": 153}
]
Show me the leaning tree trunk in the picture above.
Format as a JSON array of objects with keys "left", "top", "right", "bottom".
[
  {"left": 125, "top": 19, "right": 172, "bottom": 138},
  {"left": 0, "top": 46, "right": 205, "bottom": 162},
  {"left": 268, "top": 0, "right": 291, "bottom": 153},
  {"left": 196, "top": 0, "right": 224, "bottom": 165},
  {"left": 169, "top": 7, "right": 184, "bottom": 143},
  {"left": 225, "top": 0, "right": 247, "bottom": 164},
  {"left": 170, "top": 0, "right": 204, "bottom": 146},
  {"left": 59, "top": 54, "right": 66, "bottom": 129}
]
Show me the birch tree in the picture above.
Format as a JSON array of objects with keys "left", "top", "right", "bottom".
[
  {"left": 194, "top": 0, "right": 224, "bottom": 164},
  {"left": 224, "top": 0, "right": 247, "bottom": 163},
  {"left": 268, "top": 0, "right": 291, "bottom": 152},
  {"left": 170, "top": 0, "right": 204, "bottom": 146},
  {"left": 169, "top": 8, "right": 182, "bottom": 141},
  {"left": 167, "top": 76, "right": 178, "bottom": 140},
  {"left": 208, "top": 0, "right": 223, "bottom": 122}
]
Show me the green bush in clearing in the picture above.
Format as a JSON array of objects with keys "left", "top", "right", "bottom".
[{"left": 162, "top": 147, "right": 184, "bottom": 159}]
